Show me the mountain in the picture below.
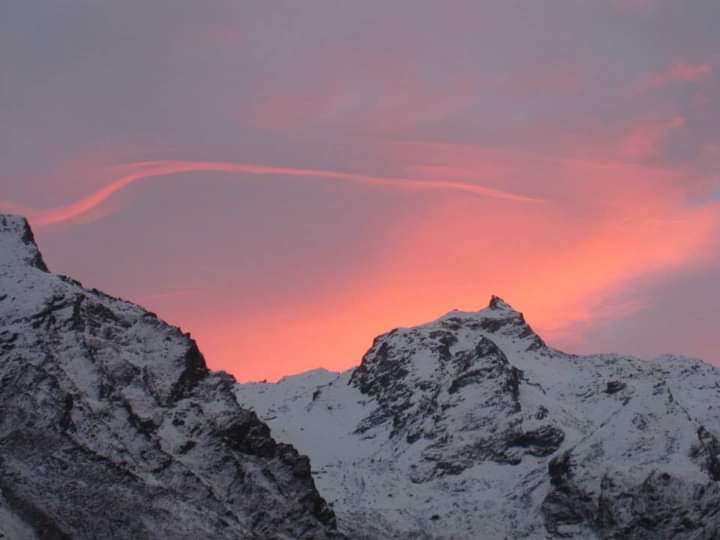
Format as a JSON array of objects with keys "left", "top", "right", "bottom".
[
  {"left": 236, "top": 298, "right": 720, "bottom": 539},
  {"left": 4, "top": 211, "right": 719, "bottom": 540},
  {"left": 0, "top": 215, "right": 342, "bottom": 540}
]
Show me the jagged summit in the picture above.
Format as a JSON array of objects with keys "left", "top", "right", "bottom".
[
  {"left": 0, "top": 213, "right": 32, "bottom": 239},
  {"left": 0, "top": 215, "right": 48, "bottom": 272},
  {"left": 488, "top": 294, "right": 515, "bottom": 311},
  {"left": 0, "top": 215, "right": 342, "bottom": 540},
  {"left": 237, "top": 294, "right": 720, "bottom": 539},
  {"left": 430, "top": 296, "right": 546, "bottom": 354},
  {"left": 440, "top": 294, "right": 520, "bottom": 319}
]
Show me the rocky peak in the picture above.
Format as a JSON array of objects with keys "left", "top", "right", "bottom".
[
  {"left": 347, "top": 298, "right": 561, "bottom": 482},
  {"left": 488, "top": 294, "right": 515, "bottom": 311},
  {"left": 347, "top": 295, "right": 547, "bottom": 449},
  {"left": 434, "top": 297, "right": 546, "bottom": 356},
  {"left": 0, "top": 215, "right": 48, "bottom": 272}
]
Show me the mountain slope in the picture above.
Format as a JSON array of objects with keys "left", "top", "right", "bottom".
[
  {"left": 0, "top": 215, "right": 342, "bottom": 540},
  {"left": 236, "top": 297, "right": 720, "bottom": 539}
]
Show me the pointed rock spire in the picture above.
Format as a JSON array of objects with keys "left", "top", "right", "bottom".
[
  {"left": 488, "top": 295, "right": 514, "bottom": 311},
  {"left": 0, "top": 214, "right": 48, "bottom": 271}
]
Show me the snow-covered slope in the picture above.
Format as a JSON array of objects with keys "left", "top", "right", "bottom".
[
  {"left": 0, "top": 215, "right": 343, "bottom": 539},
  {"left": 236, "top": 297, "right": 720, "bottom": 539}
]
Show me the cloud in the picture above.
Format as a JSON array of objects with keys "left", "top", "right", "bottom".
[
  {"left": 619, "top": 116, "right": 685, "bottom": 159},
  {"left": 0, "top": 160, "right": 541, "bottom": 228},
  {"left": 634, "top": 59, "right": 714, "bottom": 93}
]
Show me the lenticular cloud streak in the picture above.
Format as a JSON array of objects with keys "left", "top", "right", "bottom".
[{"left": 1, "top": 160, "right": 542, "bottom": 227}]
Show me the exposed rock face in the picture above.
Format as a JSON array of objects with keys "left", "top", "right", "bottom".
[
  {"left": 237, "top": 297, "right": 720, "bottom": 539},
  {"left": 0, "top": 215, "right": 341, "bottom": 540},
  {"left": 349, "top": 315, "right": 555, "bottom": 481}
]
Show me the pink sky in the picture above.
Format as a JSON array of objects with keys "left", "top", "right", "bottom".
[{"left": 2, "top": 1, "right": 719, "bottom": 380}]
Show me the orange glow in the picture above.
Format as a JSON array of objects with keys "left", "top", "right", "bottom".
[
  {"left": 140, "top": 176, "right": 718, "bottom": 381},
  {"left": 27, "top": 144, "right": 711, "bottom": 382}
]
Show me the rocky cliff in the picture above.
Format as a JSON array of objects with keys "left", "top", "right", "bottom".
[{"left": 0, "top": 215, "right": 342, "bottom": 540}]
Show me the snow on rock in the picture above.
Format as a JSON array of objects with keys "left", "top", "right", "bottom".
[
  {"left": 0, "top": 215, "right": 342, "bottom": 540},
  {"left": 236, "top": 297, "right": 720, "bottom": 539}
]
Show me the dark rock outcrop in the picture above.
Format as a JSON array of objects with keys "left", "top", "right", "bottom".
[
  {"left": 543, "top": 450, "right": 720, "bottom": 539},
  {"left": 349, "top": 302, "right": 564, "bottom": 484}
]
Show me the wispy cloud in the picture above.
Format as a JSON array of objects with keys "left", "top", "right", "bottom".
[
  {"left": 0, "top": 160, "right": 542, "bottom": 228},
  {"left": 634, "top": 58, "right": 713, "bottom": 93},
  {"left": 619, "top": 116, "right": 685, "bottom": 159}
]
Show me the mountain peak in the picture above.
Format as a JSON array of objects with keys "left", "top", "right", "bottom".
[
  {"left": 431, "top": 296, "right": 544, "bottom": 354},
  {"left": 0, "top": 214, "right": 48, "bottom": 272},
  {"left": 488, "top": 294, "right": 515, "bottom": 311}
]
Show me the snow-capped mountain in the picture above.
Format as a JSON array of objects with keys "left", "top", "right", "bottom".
[
  {"left": 236, "top": 298, "right": 720, "bottom": 539},
  {"left": 0, "top": 215, "right": 342, "bottom": 540},
  {"left": 4, "top": 211, "right": 719, "bottom": 539}
]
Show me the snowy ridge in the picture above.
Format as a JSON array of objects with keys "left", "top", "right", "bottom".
[
  {"left": 0, "top": 215, "right": 342, "bottom": 540},
  {"left": 236, "top": 296, "right": 720, "bottom": 539}
]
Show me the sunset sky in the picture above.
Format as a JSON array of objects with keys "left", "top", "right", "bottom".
[{"left": 2, "top": 1, "right": 719, "bottom": 381}]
